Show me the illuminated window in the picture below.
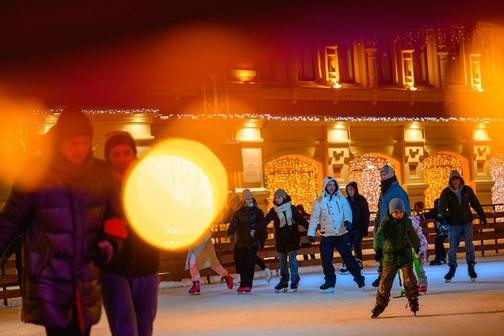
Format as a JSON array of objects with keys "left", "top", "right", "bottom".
[
  {"left": 264, "top": 155, "right": 321, "bottom": 213},
  {"left": 348, "top": 154, "right": 394, "bottom": 219},
  {"left": 470, "top": 53, "right": 483, "bottom": 92},
  {"left": 324, "top": 46, "right": 341, "bottom": 88},
  {"left": 423, "top": 153, "right": 464, "bottom": 208},
  {"left": 402, "top": 50, "right": 416, "bottom": 90}
]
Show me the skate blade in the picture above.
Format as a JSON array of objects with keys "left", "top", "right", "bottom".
[
  {"left": 290, "top": 288, "right": 298, "bottom": 293},
  {"left": 189, "top": 292, "right": 200, "bottom": 295},
  {"left": 470, "top": 277, "right": 476, "bottom": 282},
  {"left": 275, "top": 288, "right": 288, "bottom": 293},
  {"left": 444, "top": 279, "right": 452, "bottom": 283}
]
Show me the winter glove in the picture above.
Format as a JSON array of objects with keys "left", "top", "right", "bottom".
[
  {"left": 414, "top": 248, "right": 420, "bottom": 255},
  {"left": 344, "top": 220, "right": 352, "bottom": 232},
  {"left": 307, "top": 235, "right": 315, "bottom": 243},
  {"left": 480, "top": 218, "right": 487, "bottom": 227},
  {"left": 374, "top": 249, "right": 383, "bottom": 261}
]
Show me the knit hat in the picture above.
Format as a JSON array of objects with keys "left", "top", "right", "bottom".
[
  {"left": 274, "top": 189, "right": 287, "bottom": 199},
  {"left": 242, "top": 188, "right": 253, "bottom": 200},
  {"left": 389, "top": 198, "right": 405, "bottom": 213},
  {"left": 380, "top": 165, "right": 395, "bottom": 181},
  {"left": 53, "top": 108, "right": 93, "bottom": 142},
  {"left": 104, "top": 131, "right": 137, "bottom": 161}
]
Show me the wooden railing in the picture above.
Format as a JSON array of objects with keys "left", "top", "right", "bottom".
[{"left": 2, "top": 204, "right": 504, "bottom": 305}]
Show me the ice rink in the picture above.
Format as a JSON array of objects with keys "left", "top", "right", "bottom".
[{"left": 1, "top": 256, "right": 503, "bottom": 335}]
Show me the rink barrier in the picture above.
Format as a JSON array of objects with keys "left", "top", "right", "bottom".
[{"left": 2, "top": 204, "right": 504, "bottom": 303}]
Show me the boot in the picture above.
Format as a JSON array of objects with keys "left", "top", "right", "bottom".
[
  {"left": 188, "top": 280, "right": 200, "bottom": 295},
  {"left": 290, "top": 281, "right": 299, "bottom": 293},
  {"left": 371, "top": 305, "right": 385, "bottom": 319},
  {"left": 444, "top": 265, "right": 457, "bottom": 283},
  {"left": 319, "top": 281, "right": 335, "bottom": 293},
  {"left": 356, "top": 275, "right": 365, "bottom": 288},
  {"left": 372, "top": 276, "right": 381, "bottom": 288},
  {"left": 274, "top": 278, "right": 289, "bottom": 293},
  {"left": 468, "top": 262, "right": 477, "bottom": 281},
  {"left": 408, "top": 297, "right": 419, "bottom": 316},
  {"left": 222, "top": 274, "right": 234, "bottom": 289}
]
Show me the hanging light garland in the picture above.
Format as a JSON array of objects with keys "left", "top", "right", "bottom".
[
  {"left": 348, "top": 154, "right": 393, "bottom": 219},
  {"left": 264, "top": 155, "right": 320, "bottom": 213},
  {"left": 423, "top": 153, "right": 464, "bottom": 208},
  {"left": 489, "top": 154, "right": 504, "bottom": 213}
]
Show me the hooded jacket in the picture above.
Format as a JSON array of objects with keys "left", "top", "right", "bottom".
[
  {"left": 308, "top": 177, "right": 353, "bottom": 238},
  {"left": 0, "top": 150, "right": 121, "bottom": 330},
  {"left": 410, "top": 216, "right": 428, "bottom": 256},
  {"left": 255, "top": 194, "right": 308, "bottom": 252},
  {"left": 438, "top": 171, "right": 486, "bottom": 225},
  {"left": 345, "top": 182, "right": 370, "bottom": 236},
  {"left": 227, "top": 199, "right": 265, "bottom": 248},
  {"left": 376, "top": 178, "right": 411, "bottom": 226},
  {"left": 373, "top": 213, "right": 420, "bottom": 267}
]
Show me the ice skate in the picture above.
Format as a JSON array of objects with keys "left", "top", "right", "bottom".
[
  {"left": 371, "top": 305, "right": 385, "bottom": 319},
  {"left": 188, "top": 280, "right": 200, "bottom": 295},
  {"left": 319, "top": 281, "right": 335, "bottom": 293},
  {"left": 468, "top": 263, "right": 477, "bottom": 282},
  {"left": 444, "top": 265, "right": 456, "bottom": 283},
  {"left": 408, "top": 297, "right": 419, "bottom": 316},
  {"left": 274, "top": 279, "right": 288, "bottom": 293}
]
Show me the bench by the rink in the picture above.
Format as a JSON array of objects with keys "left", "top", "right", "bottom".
[{"left": 2, "top": 204, "right": 504, "bottom": 301}]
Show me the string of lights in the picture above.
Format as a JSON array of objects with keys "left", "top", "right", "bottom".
[
  {"left": 348, "top": 154, "right": 393, "bottom": 219},
  {"left": 423, "top": 153, "right": 464, "bottom": 208},
  {"left": 264, "top": 155, "right": 320, "bottom": 213},
  {"left": 489, "top": 154, "right": 504, "bottom": 213}
]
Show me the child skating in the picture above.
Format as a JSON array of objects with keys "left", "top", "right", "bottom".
[{"left": 371, "top": 198, "right": 421, "bottom": 318}]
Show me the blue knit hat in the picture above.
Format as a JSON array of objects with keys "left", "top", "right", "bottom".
[{"left": 389, "top": 198, "right": 405, "bottom": 213}]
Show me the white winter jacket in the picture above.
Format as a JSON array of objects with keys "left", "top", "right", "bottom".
[{"left": 308, "top": 177, "right": 353, "bottom": 237}]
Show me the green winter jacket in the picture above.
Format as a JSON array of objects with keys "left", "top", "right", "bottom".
[{"left": 373, "top": 213, "right": 420, "bottom": 267}]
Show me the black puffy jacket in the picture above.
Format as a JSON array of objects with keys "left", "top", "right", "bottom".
[
  {"left": 345, "top": 182, "right": 370, "bottom": 236},
  {"left": 0, "top": 154, "right": 120, "bottom": 330},
  {"left": 228, "top": 204, "right": 264, "bottom": 248}
]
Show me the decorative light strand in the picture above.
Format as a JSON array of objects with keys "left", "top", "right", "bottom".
[
  {"left": 348, "top": 154, "right": 393, "bottom": 220},
  {"left": 489, "top": 154, "right": 504, "bottom": 213},
  {"left": 423, "top": 153, "right": 464, "bottom": 208},
  {"left": 264, "top": 155, "right": 320, "bottom": 213}
]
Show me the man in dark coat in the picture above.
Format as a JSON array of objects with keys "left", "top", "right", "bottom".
[
  {"left": 438, "top": 170, "right": 487, "bottom": 282},
  {"left": 0, "top": 109, "right": 125, "bottom": 336}
]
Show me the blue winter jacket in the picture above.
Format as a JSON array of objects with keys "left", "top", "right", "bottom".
[{"left": 376, "top": 181, "right": 411, "bottom": 225}]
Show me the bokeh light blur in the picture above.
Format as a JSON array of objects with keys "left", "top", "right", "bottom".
[{"left": 123, "top": 139, "right": 228, "bottom": 251}]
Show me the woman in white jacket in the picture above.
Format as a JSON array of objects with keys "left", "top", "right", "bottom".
[{"left": 307, "top": 176, "right": 366, "bottom": 293}]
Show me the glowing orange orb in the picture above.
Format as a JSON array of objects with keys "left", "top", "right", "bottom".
[{"left": 123, "top": 139, "right": 227, "bottom": 251}]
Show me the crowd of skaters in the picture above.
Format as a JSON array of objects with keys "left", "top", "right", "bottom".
[{"left": 0, "top": 108, "right": 488, "bottom": 334}]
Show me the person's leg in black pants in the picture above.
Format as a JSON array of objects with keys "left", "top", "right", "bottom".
[
  {"left": 244, "top": 244, "right": 259, "bottom": 288},
  {"left": 235, "top": 247, "right": 248, "bottom": 287},
  {"left": 320, "top": 236, "right": 336, "bottom": 288},
  {"left": 335, "top": 234, "right": 365, "bottom": 287}
]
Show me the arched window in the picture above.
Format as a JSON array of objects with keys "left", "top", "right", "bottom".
[
  {"left": 264, "top": 155, "right": 321, "bottom": 213},
  {"left": 423, "top": 153, "right": 464, "bottom": 208}
]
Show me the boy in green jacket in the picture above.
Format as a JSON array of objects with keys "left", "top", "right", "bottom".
[{"left": 371, "top": 198, "right": 420, "bottom": 318}]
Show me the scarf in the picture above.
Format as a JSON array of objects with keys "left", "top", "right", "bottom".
[
  {"left": 380, "top": 175, "right": 398, "bottom": 195},
  {"left": 274, "top": 201, "right": 294, "bottom": 228}
]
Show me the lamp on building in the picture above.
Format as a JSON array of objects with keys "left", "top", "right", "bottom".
[
  {"left": 329, "top": 77, "right": 343, "bottom": 89},
  {"left": 230, "top": 69, "right": 257, "bottom": 83}
]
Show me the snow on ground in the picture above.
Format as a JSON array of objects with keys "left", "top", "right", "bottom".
[{"left": 1, "top": 256, "right": 504, "bottom": 335}]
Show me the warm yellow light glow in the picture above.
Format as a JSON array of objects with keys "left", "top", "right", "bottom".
[
  {"left": 349, "top": 154, "right": 393, "bottom": 219},
  {"left": 404, "top": 123, "right": 424, "bottom": 142},
  {"left": 330, "top": 78, "right": 342, "bottom": 89},
  {"left": 123, "top": 139, "right": 228, "bottom": 251},
  {"left": 230, "top": 69, "right": 257, "bottom": 83},
  {"left": 236, "top": 127, "right": 262, "bottom": 142},
  {"left": 0, "top": 97, "right": 46, "bottom": 188},
  {"left": 473, "top": 124, "right": 491, "bottom": 141},
  {"left": 490, "top": 154, "right": 504, "bottom": 212},
  {"left": 423, "top": 153, "right": 464, "bottom": 208},
  {"left": 264, "top": 155, "right": 321, "bottom": 213}
]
